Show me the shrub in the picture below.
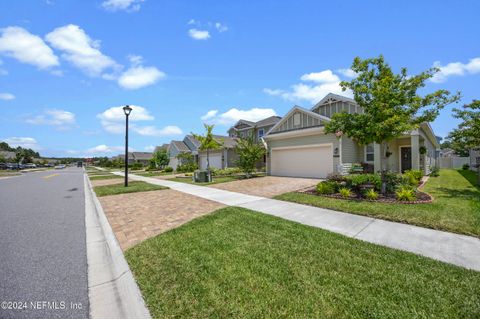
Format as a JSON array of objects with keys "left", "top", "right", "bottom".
[
  {"left": 176, "top": 163, "right": 198, "bottom": 173},
  {"left": 215, "top": 167, "right": 242, "bottom": 176},
  {"left": 345, "top": 174, "right": 381, "bottom": 192},
  {"left": 326, "top": 172, "right": 347, "bottom": 182},
  {"left": 364, "top": 189, "right": 379, "bottom": 200},
  {"left": 339, "top": 188, "right": 352, "bottom": 198},
  {"left": 403, "top": 169, "right": 423, "bottom": 186},
  {"left": 430, "top": 166, "right": 440, "bottom": 177},
  {"left": 462, "top": 163, "right": 470, "bottom": 170},
  {"left": 164, "top": 166, "right": 173, "bottom": 172},
  {"left": 396, "top": 188, "right": 416, "bottom": 201},
  {"left": 383, "top": 171, "right": 403, "bottom": 194},
  {"left": 129, "top": 163, "right": 144, "bottom": 170},
  {"left": 316, "top": 181, "right": 336, "bottom": 195}
]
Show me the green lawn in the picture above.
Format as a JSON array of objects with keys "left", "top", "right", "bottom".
[
  {"left": 126, "top": 207, "right": 480, "bottom": 318},
  {"left": 275, "top": 169, "right": 480, "bottom": 237},
  {"left": 167, "top": 175, "right": 240, "bottom": 185},
  {"left": 93, "top": 181, "right": 168, "bottom": 197},
  {"left": 89, "top": 174, "right": 122, "bottom": 180}
]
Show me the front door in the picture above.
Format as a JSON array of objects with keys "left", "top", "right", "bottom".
[{"left": 401, "top": 147, "right": 412, "bottom": 173}]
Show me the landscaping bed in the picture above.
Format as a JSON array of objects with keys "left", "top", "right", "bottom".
[
  {"left": 275, "top": 169, "right": 480, "bottom": 237},
  {"left": 126, "top": 207, "right": 480, "bottom": 318},
  {"left": 300, "top": 187, "right": 433, "bottom": 204}
]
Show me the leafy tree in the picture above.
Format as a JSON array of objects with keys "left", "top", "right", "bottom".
[
  {"left": 176, "top": 152, "right": 197, "bottom": 172},
  {"left": 450, "top": 100, "right": 480, "bottom": 183},
  {"left": 325, "top": 55, "right": 460, "bottom": 193},
  {"left": 235, "top": 133, "right": 265, "bottom": 178},
  {"left": 150, "top": 149, "right": 169, "bottom": 169},
  {"left": 192, "top": 124, "right": 223, "bottom": 171},
  {"left": 441, "top": 134, "right": 470, "bottom": 157}
]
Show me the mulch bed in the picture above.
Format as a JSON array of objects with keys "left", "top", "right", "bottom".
[{"left": 299, "top": 187, "right": 433, "bottom": 204}]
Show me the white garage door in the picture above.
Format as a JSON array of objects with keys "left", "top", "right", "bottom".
[
  {"left": 199, "top": 153, "right": 223, "bottom": 170},
  {"left": 271, "top": 144, "right": 333, "bottom": 178}
]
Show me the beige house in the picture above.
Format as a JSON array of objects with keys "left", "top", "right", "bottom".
[{"left": 264, "top": 93, "right": 440, "bottom": 179}]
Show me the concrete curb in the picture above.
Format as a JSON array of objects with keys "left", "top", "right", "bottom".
[{"left": 83, "top": 174, "right": 152, "bottom": 319}]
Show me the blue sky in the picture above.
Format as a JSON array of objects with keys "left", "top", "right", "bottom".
[{"left": 0, "top": 0, "right": 479, "bottom": 157}]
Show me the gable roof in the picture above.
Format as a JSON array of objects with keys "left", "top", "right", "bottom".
[
  {"left": 229, "top": 116, "right": 282, "bottom": 132},
  {"left": 311, "top": 93, "right": 356, "bottom": 111},
  {"left": 266, "top": 106, "right": 330, "bottom": 135},
  {"left": 170, "top": 140, "right": 191, "bottom": 152},
  {"left": 184, "top": 135, "right": 201, "bottom": 149},
  {"left": 131, "top": 152, "right": 153, "bottom": 160},
  {"left": 212, "top": 135, "right": 237, "bottom": 148}
]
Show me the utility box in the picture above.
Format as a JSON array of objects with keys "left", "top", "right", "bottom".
[{"left": 194, "top": 170, "right": 211, "bottom": 183}]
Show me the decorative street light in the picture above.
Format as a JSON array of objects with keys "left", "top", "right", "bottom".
[{"left": 123, "top": 105, "right": 132, "bottom": 187}]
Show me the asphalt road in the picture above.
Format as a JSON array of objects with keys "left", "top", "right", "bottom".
[{"left": 0, "top": 168, "right": 88, "bottom": 319}]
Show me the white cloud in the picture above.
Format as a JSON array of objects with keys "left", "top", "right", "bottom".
[
  {"left": 102, "top": 0, "right": 144, "bottom": 12},
  {"left": 97, "top": 105, "right": 181, "bottom": 137},
  {"left": 431, "top": 57, "right": 480, "bottom": 83},
  {"left": 188, "top": 29, "right": 210, "bottom": 40},
  {"left": 133, "top": 125, "right": 183, "bottom": 137},
  {"left": 337, "top": 68, "right": 357, "bottom": 78},
  {"left": 215, "top": 22, "right": 228, "bottom": 33},
  {"left": 45, "top": 24, "right": 118, "bottom": 77},
  {"left": 2, "top": 137, "right": 40, "bottom": 150},
  {"left": 0, "top": 93, "right": 15, "bottom": 100},
  {"left": 25, "top": 109, "right": 75, "bottom": 127},
  {"left": 144, "top": 145, "right": 155, "bottom": 151},
  {"left": 202, "top": 108, "right": 277, "bottom": 126},
  {"left": 0, "top": 26, "right": 59, "bottom": 69},
  {"left": 201, "top": 110, "right": 218, "bottom": 121},
  {"left": 98, "top": 105, "right": 155, "bottom": 122},
  {"left": 118, "top": 65, "right": 165, "bottom": 89},
  {"left": 264, "top": 69, "right": 352, "bottom": 103},
  {"left": 300, "top": 70, "right": 340, "bottom": 83},
  {"left": 86, "top": 144, "right": 124, "bottom": 154}
]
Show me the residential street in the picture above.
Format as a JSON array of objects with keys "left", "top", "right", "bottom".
[{"left": 0, "top": 168, "right": 88, "bottom": 319}]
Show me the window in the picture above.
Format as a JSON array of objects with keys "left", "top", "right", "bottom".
[
  {"left": 365, "top": 144, "right": 374, "bottom": 162},
  {"left": 258, "top": 129, "right": 265, "bottom": 138}
]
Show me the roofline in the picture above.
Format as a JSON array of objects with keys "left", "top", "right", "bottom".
[
  {"left": 266, "top": 106, "right": 330, "bottom": 136},
  {"left": 310, "top": 93, "right": 356, "bottom": 111},
  {"left": 420, "top": 122, "right": 440, "bottom": 148}
]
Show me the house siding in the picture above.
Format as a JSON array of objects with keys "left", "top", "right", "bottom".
[
  {"left": 270, "top": 111, "right": 324, "bottom": 134},
  {"left": 267, "top": 133, "right": 340, "bottom": 175},
  {"left": 313, "top": 101, "right": 362, "bottom": 117},
  {"left": 183, "top": 137, "right": 197, "bottom": 152},
  {"left": 341, "top": 137, "right": 360, "bottom": 163}
]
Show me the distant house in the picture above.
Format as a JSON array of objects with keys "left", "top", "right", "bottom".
[
  {"left": 167, "top": 140, "right": 192, "bottom": 170},
  {"left": 0, "top": 151, "right": 16, "bottom": 162},
  {"left": 471, "top": 148, "right": 480, "bottom": 170},
  {"left": 197, "top": 135, "right": 238, "bottom": 170},
  {"left": 154, "top": 144, "right": 169, "bottom": 153},
  {"left": 127, "top": 152, "right": 153, "bottom": 166},
  {"left": 228, "top": 116, "right": 281, "bottom": 143}
]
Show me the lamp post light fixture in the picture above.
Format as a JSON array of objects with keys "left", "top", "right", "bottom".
[{"left": 123, "top": 105, "right": 132, "bottom": 187}]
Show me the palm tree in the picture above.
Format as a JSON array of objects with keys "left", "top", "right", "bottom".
[{"left": 192, "top": 124, "right": 223, "bottom": 172}]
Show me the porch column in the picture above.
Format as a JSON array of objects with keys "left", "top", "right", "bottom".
[
  {"left": 411, "top": 133, "right": 420, "bottom": 170},
  {"left": 373, "top": 142, "right": 382, "bottom": 172}
]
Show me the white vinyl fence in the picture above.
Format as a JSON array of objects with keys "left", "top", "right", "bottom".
[{"left": 439, "top": 157, "right": 470, "bottom": 169}]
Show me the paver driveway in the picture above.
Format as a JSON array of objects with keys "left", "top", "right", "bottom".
[
  {"left": 99, "top": 189, "right": 225, "bottom": 250},
  {"left": 208, "top": 176, "right": 320, "bottom": 198}
]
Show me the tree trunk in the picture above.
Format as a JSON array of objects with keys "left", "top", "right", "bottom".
[{"left": 206, "top": 148, "right": 210, "bottom": 171}]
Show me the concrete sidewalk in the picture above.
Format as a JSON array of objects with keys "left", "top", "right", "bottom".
[{"left": 113, "top": 172, "right": 480, "bottom": 272}]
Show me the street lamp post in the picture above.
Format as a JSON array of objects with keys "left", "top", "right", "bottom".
[{"left": 123, "top": 105, "right": 132, "bottom": 187}]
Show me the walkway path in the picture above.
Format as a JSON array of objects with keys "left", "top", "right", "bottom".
[{"left": 113, "top": 172, "right": 480, "bottom": 272}]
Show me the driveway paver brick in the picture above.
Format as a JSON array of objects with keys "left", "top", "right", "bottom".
[
  {"left": 99, "top": 189, "right": 225, "bottom": 250},
  {"left": 208, "top": 176, "right": 320, "bottom": 198}
]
